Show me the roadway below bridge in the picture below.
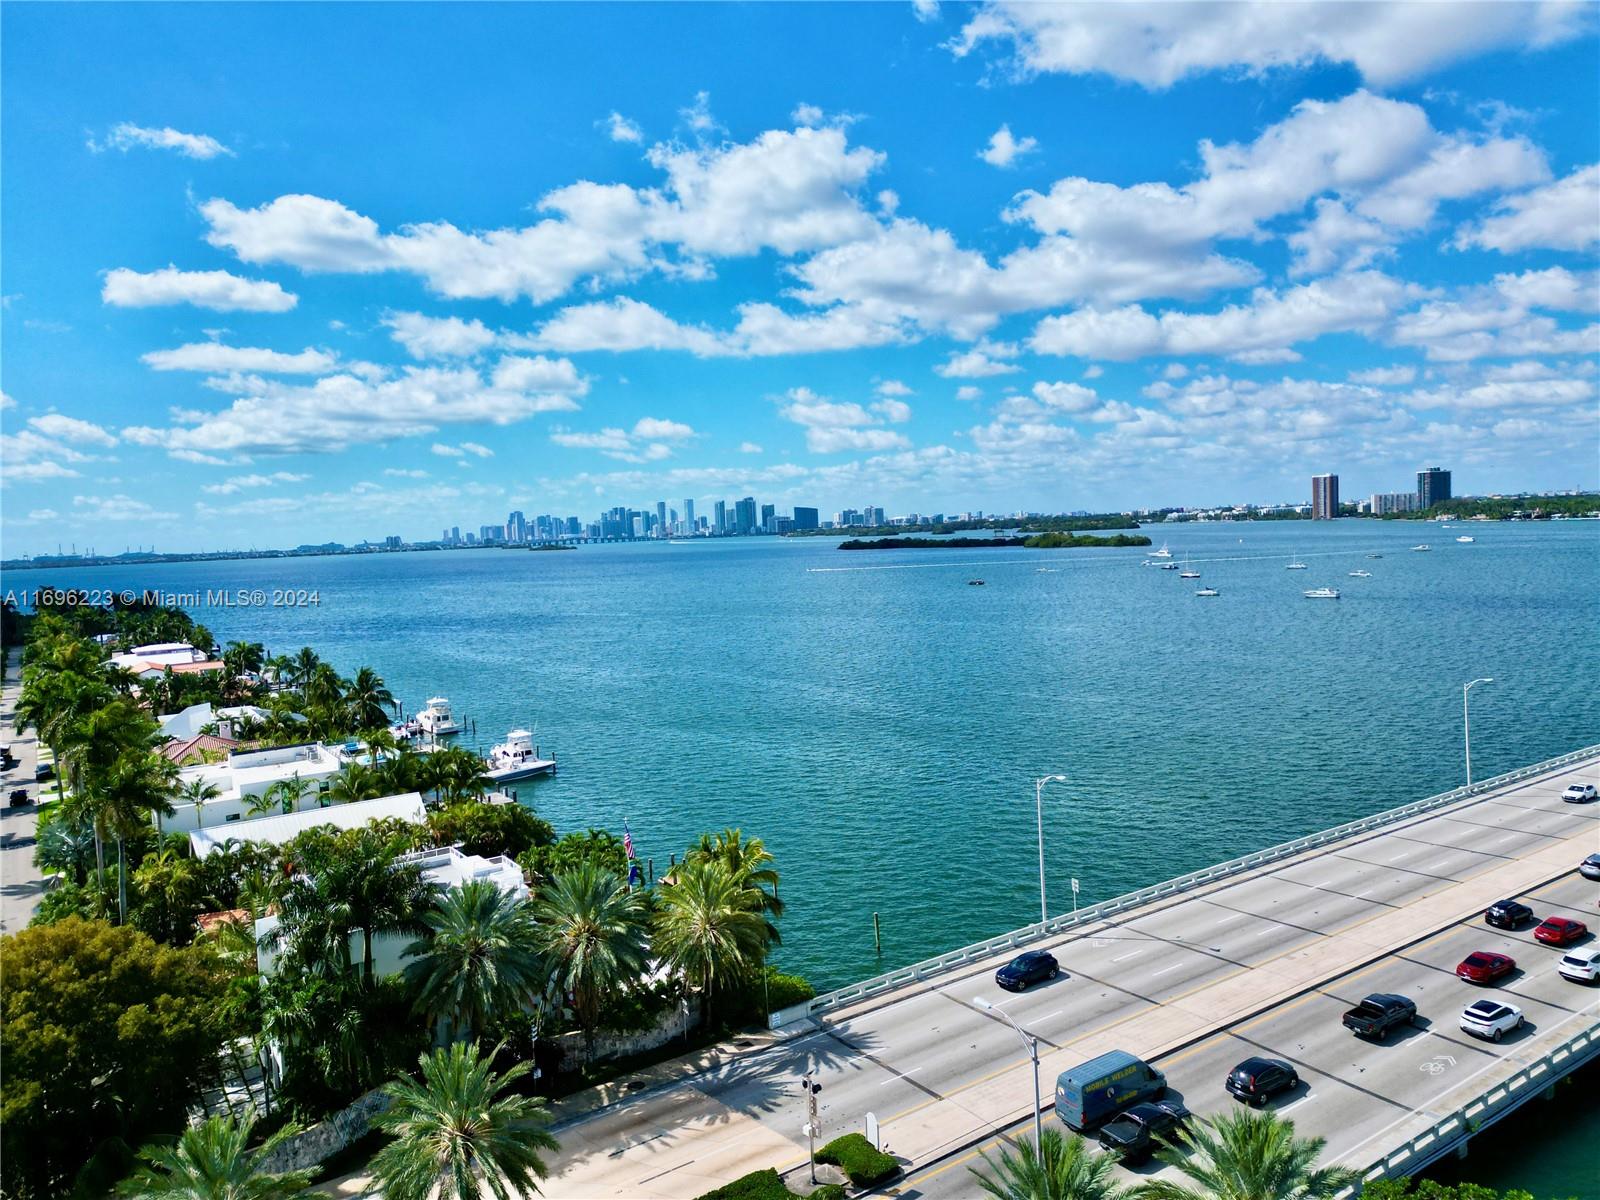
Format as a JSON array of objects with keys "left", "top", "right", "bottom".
[{"left": 545, "top": 754, "right": 1600, "bottom": 1199}]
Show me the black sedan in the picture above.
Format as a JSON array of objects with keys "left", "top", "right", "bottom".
[
  {"left": 1096, "top": 1100, "right": 1190, "bottom": 1165},
  {"left": 994, "top": 950, "right": 1059, "bottom": 991},
  {"left": 1485, "top": 899, "right": 1534, "bottom": 929},
  {"left": 1226, "top": 1056, "right": 1300, "bottom": 1106}
]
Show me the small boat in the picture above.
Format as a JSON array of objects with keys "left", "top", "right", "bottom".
[
  {"left": 1148, "top": 543, "right": 1173, "bottom": 559},
  {"left": 1159, "top": 562, "right": 1180, "bottom": 570},
  {"left": 967, "top": 579, "right": 985, "bottom": 586},
  {"left": 1286, "top": 551, "right": 1308, "bottom": 569},
  {"left": 1366, "top": 553, "right": 1383, "bottom": 559},
  {"left": 1303, "top": 587, "right": 1341, "bottom": 599},
  {"left": 1456, "top": 535, "right": 1475, "bottom": 543},
  {"left": 1348, "top": 570, "right": 1372, "bottom": 578},
  {"left": 1178, "top": 554, "right": 1199, "bottom": 579},
  {"left": 1411, "top": 544, "right": 1431, "bottom": 552},
  {"left": 484, "top": 729, "right": 556, "bottom": 783},
  {"left": 416, "top": 697, "right": 462, "bottom": 737},
  {"left": 1195, "top": 586, "right": 1220, "bottom": 597}
]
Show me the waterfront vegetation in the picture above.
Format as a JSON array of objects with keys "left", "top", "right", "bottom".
[
  {"left": 2, "top": 597, "right": 802, "bottom": 1199},
  {"left": 795, "top": 512, "right": 1143, "bottom": 537},
  {"left": 838, "top": 532, "right": 1152, "bottom": 550}
]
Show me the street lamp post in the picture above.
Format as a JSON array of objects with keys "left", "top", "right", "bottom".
[
  {"left": 1034, "top": 774, "right": 1068, "bottom": 925},
  {"left": 1463, "top": 678, "right": 1493, "bottom": 786},
  {"left": 974, "top": 997, "right": 1043, "bottom": 1149}
]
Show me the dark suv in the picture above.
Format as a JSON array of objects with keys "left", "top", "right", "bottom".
[
  {"left": 1485, "top": 899, "right": 1534, "bottom": 929},
  {"left": 1225, "top": 1057, "right": 1299, "bottom": 1106},
  {"left": 995, "top": 950, "right": 1059, "bottom": 991},
  {"left": 1095, "top": 1100, "right": 1190, "bottom": 1165}
]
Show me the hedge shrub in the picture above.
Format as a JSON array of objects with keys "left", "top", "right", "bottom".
[
  {"left": 816, "top": 1132, "right": 899, "bottom": 1187},
  {"left": 693, "top": 1168, "right": 794, "bottom": 1200}
]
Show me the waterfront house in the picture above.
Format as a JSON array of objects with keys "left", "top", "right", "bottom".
[
  {"left": 157, "top": 701, "right": 276, "bottom": 741},
  {"left": 111, "top": 642, "right": 226, "bottom": 679},
  {"left": 188, "top": 790, "right": 429, "bottom": 858},
  {"left": 160, "top": 741, "right": 348, "bottom": 833}
]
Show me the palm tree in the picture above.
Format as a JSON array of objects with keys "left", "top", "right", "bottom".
[
  {"left": 290, "top": 646, "right": 322, "bottom": 689},
  {"left": 364, "top": 726, "right": 401, "bottom": 764},
  {"left": 176, "top": 774, "right": 224, "bottom": 830},
  {"left": 118, "top": 1113, "right": 314, "bottom": 1200},
  {"left": 1133, "top": 1109, "right": 1360, "bottom": 1200},
  {"left": 131, "top": 846, "right": 215, "bottom": 945},
  {"left": 405, "top": 880, "right": 544, "bottom": 1045},
  {"left": 98, "top": 750, "right": 180, "bottom": 923},
  {"left": 531, "top": 863, "right": 650, "bottom": 1052},
  {"left": 248, "top": 773, "right": 304, "bottom": 818},
  {"left": 223, "top": 640, "right": 266, "bottom": 676},
  {"left": 437, "top": 749, "right": 495, "bottom": 804},
  {"left": 345, "top": 666, "right": 397, "bottom": 732},
  {"left": 653, "top": 858, "right": 769, "bottom": 1027},
  {"left": 327, "top": 762, "right": 383, "bottom": 806},
  {"left": 35, "top": 808, "right": 97, "bottom": 886},
  {"left": 973, "top": 1129, "right": 1127, "bottom": 1200},
  {"left": 370, "top": 1043, "right": 558, "bottom": 1200},
  {"left": 687, "top": 828, "right": 784, "bottom": 947}
]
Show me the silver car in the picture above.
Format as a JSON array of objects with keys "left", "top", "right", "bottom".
[{"left": 1580, "top": 853, "right": 1600, "bottom": 882}]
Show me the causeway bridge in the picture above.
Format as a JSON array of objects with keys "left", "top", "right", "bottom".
[{"left": 547, "top": 746, "right": 1600, "bottom": 1197}]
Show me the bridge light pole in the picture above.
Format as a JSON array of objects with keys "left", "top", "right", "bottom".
[
  {"left": 1034, "top": 775, "right": 1068, "bottom": 925},
  {"left": 974, "top": 997, "right": 1043, "bottom": 1149},
  {"left": 1463, "top": 677, "right": 1493, "bottom": 786}
]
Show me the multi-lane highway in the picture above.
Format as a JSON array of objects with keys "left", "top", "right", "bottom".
[{"left": 545, "top": 754, "right": 1600, "bottom": 1198}]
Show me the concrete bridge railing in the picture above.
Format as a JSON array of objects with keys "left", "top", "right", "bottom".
[
  {"left": 771, "top": 742, "right": 1600, "bottom": 1028},
  {"left": 1339, "top": 1022, "right": 1600, "bottom": 1194}
]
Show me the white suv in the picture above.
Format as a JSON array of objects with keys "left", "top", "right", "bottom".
[
  {"left": 1561, "top": 783, "right": 1597, "bottom": 803},
  {"left": 1558, "top": 946, "right": 1600, "bottom": 983},
  {"left": 1459, "top": 999, "right": 1524, "bottom": 1042}
]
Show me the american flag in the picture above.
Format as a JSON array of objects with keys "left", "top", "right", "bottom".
[{"left": 623, "top": 821, "right": 634, "bottom": 861}]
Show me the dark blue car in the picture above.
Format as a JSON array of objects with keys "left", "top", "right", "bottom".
[{"left": 995, "top": 950, "right": 1059, "bottom": 991}]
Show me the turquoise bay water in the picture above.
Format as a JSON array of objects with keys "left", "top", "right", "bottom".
[{"left": 6, "top": 521, "right": 1598, "bottom": 989}]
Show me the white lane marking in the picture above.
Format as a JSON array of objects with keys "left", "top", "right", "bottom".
[
  {"left": 882, "top": 1067, "right": 924, "bottom": 1086},
  {"left": 1217, "top": 913, "right": 1249, "bottom": 925},
  {"left": 1111, "top": 950, "right": 1144, "bottom": 962},
  {"left": 1389, "top": 850, "right": 1411, "bottom": 861},
  {"left": 1279, "top": 1090, "right": 1316, "bottom": 1112},
  {"left": 1255, "top": 928, "right": 1279, "bottom": 938},
  {"left": 1153, "top": 963, "right": 1187, "bottom": 977},
  {"left": 1036, "top": 1008, "right": 1065, "bottom": 1023}
]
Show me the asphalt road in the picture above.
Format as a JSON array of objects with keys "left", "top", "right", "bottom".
[
  {"left": 544, "top": 755, "right": 1600, "bottom": 1199},
  {"left": 0, "top": 648, "right": 50, "bottom": 935}
]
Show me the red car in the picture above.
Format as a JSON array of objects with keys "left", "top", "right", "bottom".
[
  {"left": 1534, "top": 917, "right": 1589, "bottom": 947},
  {"left": 1457, "top": 952, "right": 1516, "bottom": 984}
]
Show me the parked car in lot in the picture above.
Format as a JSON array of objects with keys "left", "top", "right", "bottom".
[
  {"left": 1561, "top": 783, "right": 1598, "bottom": 803},
  {"left": 1342, "top": 993, "right": 1418, "bottom": 1039},
  {"left": 1459, "top": 999, "right": 1524, "bottom": 1042},
  {"left": 1582, "top": 854, "right": 1600, "bottom": 882},
  {"left": 1225, "top": 1057, "right": 1300, "bottom": 1106},
  {"left": 1558, "top": 946, "right": 1600, "bottom": 983},
  {"left": 1484, "top": 899, "right": 1534, "bottom": 929},
  {"left": 1534, "top": 916, "right": 1588, "bottom": 947},
  {"left": 1457, "top": 952, "right": 1516, "bottom": 984},
  {"left": 995, "top": 950, "right": 1060, "bottom": 991},
  {"left": 1096, "top": 1100, "right": 1190, "bottom": 1165}
]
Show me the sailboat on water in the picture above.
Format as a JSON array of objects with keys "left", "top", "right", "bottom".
[
  {"left": 1286, "top": 551, "right": 1308, "bottom": 570},
  {"left": 1179, "top": 553, "right": 1200, "bottom": 579}
]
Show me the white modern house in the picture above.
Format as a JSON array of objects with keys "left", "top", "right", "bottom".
[
  {"left": 157, "top": 702, "right": 276, "bottom": 742},
  {"left": 188, "top": 791, "right": 429, "bottom": 859},
  {"left": 161, "top": 742, "right": 347, "bottom": 833},
  {"left": 111, "top": 642, "right": 226, "bottom": 680},
  {"left": 255, "top": 837, "right": 528, "bottom": 978}
]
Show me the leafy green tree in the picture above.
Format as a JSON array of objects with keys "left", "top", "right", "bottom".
[
  {"left": 429, "top": 801, "right": 554, "bottom": 859},
  {"left": 406, "top": 880, "right": 544, "bottom": 1045},
  {"left": 1361, "top": 1183, "right": 1538, "bottom": 1200},
  {"left": 1, "top": 917, "right": 231, "bottom": 1200},
  {"left": 519, "top": 828, "right": 627, "bottom": 885},
  {"left": 344, "top": 666, "right": 397, "bottom": 731},
  {"left": 1134, "top": 1108, "right": 1360, "bottom": 1200},
  {"left": 131, "top": 847, "right": 216, "bottom": 946},
  {"left": 972, "top": 1129, "right": 1127, "bottom": 1200},
  {"left": 653, "top": 858, "right": 768, "bottom": 1027},
  {"left": 117, "top": 1113, "right": 313, "bottom": 1200},
  {"left": 370, "top": 1042, "right": 559, "bottom": 1200},
  {"left": 531, "top": 863, "right": 650, "bottom": 1052}
]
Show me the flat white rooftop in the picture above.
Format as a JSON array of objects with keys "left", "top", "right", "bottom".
[{"left": 189, "top": 792, "right": 427, "bottom": 857}]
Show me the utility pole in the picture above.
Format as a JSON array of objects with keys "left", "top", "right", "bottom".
[{"left": 801, "top": 1073, "right": 822, "bottom": 1183}]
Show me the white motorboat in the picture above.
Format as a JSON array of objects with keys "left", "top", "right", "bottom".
[
  {"left": 1195, "top": 586, "right": 1220, "bottom": 597},
  {"left": 1348, "top": 570, "right": 1372, "bottom": 578},
  {"left": 416, "top": 697, "right": 462, "bottom": 737},
  {"left": 484, "top": 729, "right": 555, "bottom": 782},
  {"left": 1286, "top": 551, "right": 1308, "bottom": 569},
  {"left": 1456, "top": 535, "right": 1475, "bottom": 543},
  {"left": 1303, "top": 587, "right": 1341, "bottom": 599},
  {"left": 1411, "top": 544, "right": 1431, "bottom": 552},
  {"left": 1148, "top": 543, "right": 1173, "bottom": 559},
  {"left": 1159, "top": 561, "right": 1180, "bottom": 570}
]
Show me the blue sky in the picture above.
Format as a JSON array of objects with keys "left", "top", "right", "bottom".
[{"left": 2, "top": 1, "right": 1597, "bottom": 553}]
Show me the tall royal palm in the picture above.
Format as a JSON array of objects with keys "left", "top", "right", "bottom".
[
  {"left": 972, "top": 1129, "right": 1127, "bottom": 1200},
  {"left": 531, "top": 863, "right": 649, "bottom": 1052},
  {"left": 344, "top": 666, "right": 397, "bottom": 732},
  {"left": 98, "top": 750, "right": 180, "bottom": 923},
  {"left": 370, "top": 1042, "right": 558, "bottom": 1200},
  {"left": 406, "top": 880, "right": 544, "bottom": 1045},
  {"left": 1133, "top": 1109, "right": 1359, "bottom": 1200},
  {"left": 687, "top": 828, "right": 784, "bottom": 947},
  {"left": 652, "top": 858, "right": 768, "bottom": 1027},
  {"left": 118, "top": 1113, "right": 314, "bottom": 1200}
]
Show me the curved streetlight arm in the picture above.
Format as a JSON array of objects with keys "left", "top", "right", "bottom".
[
  {"left": 1462, "top": 678, "right": 1494, "bottom": 787},
  {"left": 974, "top": 997, "right": 1044, "bottom": 1147},
  {"left": 1034, "top": 774, "right": 1069, "bottom": 925}
]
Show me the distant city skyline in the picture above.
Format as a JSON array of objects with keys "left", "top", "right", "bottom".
[{"left": 3, "top": 5, "right": 1597, "bottom": 556}]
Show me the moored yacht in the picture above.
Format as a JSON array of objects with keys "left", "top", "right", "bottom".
[
  {"left": 417, "top": 697, "right": 462, "bottom": 737},
  {"left": 1303, "top": 587, "right": 1341, "bottom": 599},
  {"left": 484, "top": 729, "right": 555, "bottom": 782},
  {"left": 1148, "top": 543, "right": 1173, "bottom": 559},
  {"left": 1195, "top": 586, "right": 1220, "bottom": 597},
  {"left": 1411, "top": 544, "right": 1431, "bottom": 552},
  {"left": 1456, "top": 535, "right": 1475, "bottom": 543}
]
